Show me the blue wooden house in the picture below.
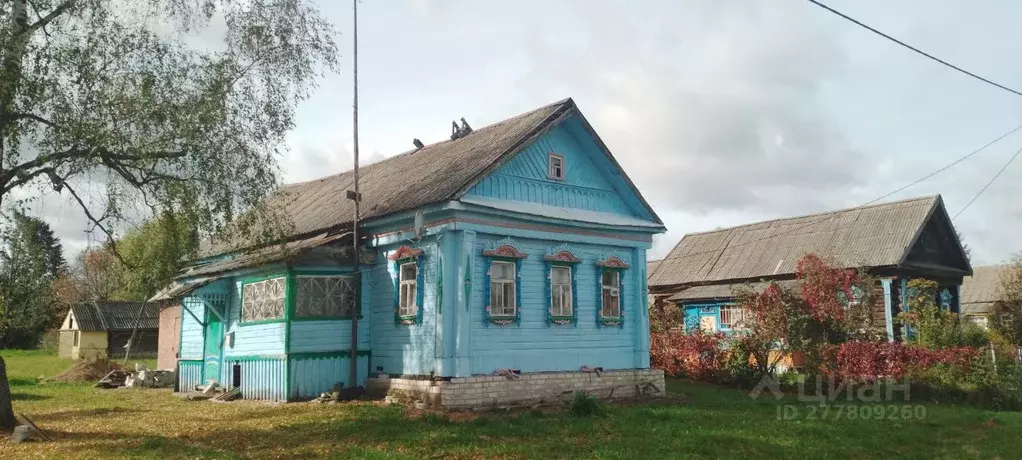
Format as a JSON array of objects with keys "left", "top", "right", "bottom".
[
  {"left": 154, "top": 98, "right": 667, "bottom": 404},
  {"left": 648, "top": 196, "right": 972, "bottom": 340}
]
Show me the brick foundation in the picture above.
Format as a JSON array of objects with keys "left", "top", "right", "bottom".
[{"left": 365, "top": 369, "right": 665, "bottom": 409}]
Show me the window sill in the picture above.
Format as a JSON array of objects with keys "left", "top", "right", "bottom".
[
  {"left": 598, "top": 317, "right": 623, "bottom": 326},
  {"left": 549, "top": 315, "right": 575, "bottom": 325},
  {"left": 396, "top": 315, "right": 418, "bottom": 326},
  {"left": 239, "top": 319, "right": 286, "bottom": 326},
  {"left": 488, "top": 315, "right": 517, "bottom": 325},
  {"left": 291, "top": 315, "right": 363, "bottom": 322}
]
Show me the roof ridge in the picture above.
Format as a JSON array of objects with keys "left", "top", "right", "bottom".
[
  {"left": 680, "top": 195, "right": 939, "bottom": 238},
  {"left": 279, "top": 98, "right": 574, "bottom": 189}
]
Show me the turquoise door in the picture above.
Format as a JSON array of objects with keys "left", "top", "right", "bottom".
[{"left": 203, "top": 312, "right": 223, "bottom": 385}]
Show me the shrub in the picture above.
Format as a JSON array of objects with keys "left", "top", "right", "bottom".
[
  {"left": 669, "top": 330, "right": 727, "bottom": 382},
  {"left": 822, "top": 341, "right": 980, "bottom": 382},
  {"left": 568, "top": 391, "right": 602, "bottom": 417},
  {"left": 897, "top": 279, "right": 986, "bottom": 349}
]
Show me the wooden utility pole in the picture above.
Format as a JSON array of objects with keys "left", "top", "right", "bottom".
[{"left": 347, "top": 0, "right": 361, "bottom": 390}]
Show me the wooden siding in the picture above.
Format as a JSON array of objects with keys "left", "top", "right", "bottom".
[
  {"left": 467, "top": 117, "right": 642, "bottom": 218},
  {"left": 369, "top": 238, "right": 440, "bottom": 376},
  {"left": 158, "top": 305, "right": 181, "bottom": 369},
  {"left": 179, "top": 294, "right": 208, "bottom": 360},
  {"left": 467, "top": 234, "right": 641, "bottom": 374}
]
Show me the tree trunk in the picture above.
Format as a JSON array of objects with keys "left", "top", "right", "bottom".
[{"left": 0, "top": 356, "right": 15, "bottom": 432}]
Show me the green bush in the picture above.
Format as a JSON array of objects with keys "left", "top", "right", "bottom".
[{"left": 568, "top": 391, "right": 602, "bottom": 417}]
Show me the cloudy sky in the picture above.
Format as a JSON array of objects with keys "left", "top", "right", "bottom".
[{"left": 24, "top": 0, "right": 1022, "bottom": 265}]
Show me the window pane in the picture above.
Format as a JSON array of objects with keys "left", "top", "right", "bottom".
[
  {"left": 401, "top": 263, "right": 417, "bottom": 282},
  {"left": 492, "top": 262, "right": 514, "bottom": 281},
  {"left": 295, "top": 276, "right": 355, "bottom": 318},
  {"left": 552, "top": 266, "right": 570, "bottom": 284},
  {"left": 602, "top": 271, "right": 619, "bottom": 288}
]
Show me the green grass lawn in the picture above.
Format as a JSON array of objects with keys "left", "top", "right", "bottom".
[{"left": 2, "top": 349, "right": 1020, "bottom": 459}]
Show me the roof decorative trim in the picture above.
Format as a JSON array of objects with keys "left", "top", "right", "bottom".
[
  {"left": 544, "top": 250, "right": 581, "bottom": 263},
  {"left": 596, "top": 255, "right": 630, "bottom": 269},
  {"left": 483, "top": 244, "right": 528, "bottom": 259}
]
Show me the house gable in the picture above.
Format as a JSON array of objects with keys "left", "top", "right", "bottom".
[
  {"left": 901, "top": 201, "right": 971, "bottom": 276},
  {"left": 464, "top": 113, "right": 656, "bottom": 222}
]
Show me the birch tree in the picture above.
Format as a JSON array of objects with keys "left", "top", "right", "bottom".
[{"left": 0, "top": 0, "right": 338, "bottom": 431}]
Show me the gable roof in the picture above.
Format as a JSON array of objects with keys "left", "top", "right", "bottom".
[
  {"left": 202, "top": 97, "right": 663, "bottom": 258},
  {"left": 961, "top": 264, "right": 1009, "bottom": 315},
  {"left": 69, "top": 301, "right": 159, "bottom": 332},
  {"left": 649, "top": 195, "right": 969, "bottom": 288}
]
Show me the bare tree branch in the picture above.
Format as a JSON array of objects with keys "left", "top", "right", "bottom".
[{"left": 22, "top": 0, "right": 76, "bottom": 37}]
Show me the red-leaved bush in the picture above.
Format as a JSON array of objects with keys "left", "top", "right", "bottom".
[
  {"left": 822, "top": 341, "right": 980, "bottom": 382},
  {"left": 650, "top": 330, "right": 727, "bottom": 382},
  {"left": 796, "top": 253, "right": 861, "bottom": 322}
]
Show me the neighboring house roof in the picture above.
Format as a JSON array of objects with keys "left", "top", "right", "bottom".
[
  {"left": 200, "top": 97, "right": 663, "bottom": 259},
  {"left": 668, "top": 280, "right": 801, "bottom": 302},
  {"left": 649, "top": 195, "right": 970, "bottom": 289},
  {"left": 69, "top": 301, "right": 160, "bottom": 332},
  {"left": 647, "top": 259, "right": 662, "bottom": 278},
  {"left": 961, "top": 265, "right": 1009, "bottom": 316}
]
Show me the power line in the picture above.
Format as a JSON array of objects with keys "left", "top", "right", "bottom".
[
  {"left": 953, "top": 143, "right": 1022, "bottom": 220},
  {"left": 867, "top": 122, "right": 1022, "bottom": 206},
  {"left": 655, "top": 122, "right": 1022, "bottom": 265},
  {"left": 806, "top": 0, "right": 1022, "bottom": 98}
]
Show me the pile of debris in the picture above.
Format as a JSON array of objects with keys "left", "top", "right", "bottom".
[
  {"left": 95, "top": 363, "right": 176, "bottom": 389},
  {"left": 51, "top": 358, "right": 123, "bottom": 383},
  {"left": 183, "top": 381, "right": 241, "bottom": 402}
]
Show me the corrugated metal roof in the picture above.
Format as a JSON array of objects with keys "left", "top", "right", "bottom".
[
  {"left": 69, "top": 301, "right": 159, "bottom": 332},
  {"left": 647, "top": 259, "right": 662, "bottom": 279},
  {"left": 200, "top": 98, "right": 665, "bottom": 259},
  {"left": 650, "top": 196, "right": 942, "bottom": 288},
  {"left": 668, "top": 280, "right": 801, "bottom": 302},
  {"left": 961, "top": 264, "right": 1009, "bottom": 315}
]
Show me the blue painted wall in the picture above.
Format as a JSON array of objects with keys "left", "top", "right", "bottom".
[
  {"left": 369, "top": 238, "right": 441, "bottom": 376},
  {"left": 466, "top": 115, "right": 652, "bottom": 220},
  {"left": 222, "top": 275, "right": 285, "bottom": 357},
  {"left": 465, "top": 234, "right": 642, "bottom": 374}
]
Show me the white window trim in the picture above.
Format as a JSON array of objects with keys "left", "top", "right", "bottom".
[
  {"left": 73, "top": 330, "right": 80, "bottom": 347},
  {"left": 398, "top": 261, "right": 418, "bottom": 317},
  {"left": 490, "top": 261, "right": 517, "bottom": 317},
  {"left": 550, "top": 265, "right": 573, "bottom": 317},
  {"left": 600, "top": 271, "right": 621, "bottom": 318},
  {"left": 548, "top": 153, "right": 565, "bottom": 180},
  {"left": 719, "top": 305, "right": 748, "bottom": 330}
]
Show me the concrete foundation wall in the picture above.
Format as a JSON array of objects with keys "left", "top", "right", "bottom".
[{"left": 366, "top": 369, "right": 665, "bottom": 409}]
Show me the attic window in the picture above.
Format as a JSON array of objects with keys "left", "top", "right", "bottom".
[{"left": 548, "top": 153, "right": 565, "bottom": 180}]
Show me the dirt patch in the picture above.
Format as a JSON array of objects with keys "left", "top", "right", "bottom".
[{"left": 50, "top": 359, "right": 123, "bottom": 383}]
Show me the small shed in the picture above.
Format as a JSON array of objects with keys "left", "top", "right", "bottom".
[{"left": 58, "top": 301, "right": 160, "bottom": 360}]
